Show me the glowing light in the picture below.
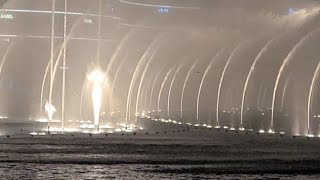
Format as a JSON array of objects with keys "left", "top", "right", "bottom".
[
  {"left": 194, "top": 124, "right": 200, "bottom": 127},
  {"left": 43, "top": 127, "right": 78, "bottom": 132},
  {"left": 207, "top": 125, "right": 212, "bottom": 128},
  {"left": 87, "top": 69, "right": 105, "bottom": 82},
  {"left": 99, "top": 124, "right": 113, "bottom": 129},
  {"left": 214, "top": 126, "right": 221, "bottom": 129},
  {"left": 223, "top": 126, "right": 229, "bottom": 129},
  {"left": 45, "top": 102, "right": 56, "bottom": 121},
  {"left": 268, "top": 129, "right": 275, "bottom": 134},
  {"left": 39, "top": 132, "right": 46, "bottom": 136},
  {"left": 0, "top": 13, "right": 14, "bottom": 19},
  {"left": 158, "top": 7, "right": 169, "bottom": 13},
  {"left": 239, "top": 127, "right": 245, "bottom": 131},
  {"left": 87, "top": 68, "right": 105, "bottom": 128},
  {"left": 259, "top": 129, "right": 265, "bottom": 134},
  {"left": 36, "top": 118, "right": 49, "bottom": 122},
  {"left": 29, "top": 132, "right": 38, "bottom": 136},
  {"left": 307, "top": 134, "right": 314, "bottom": 138},
  {"left": 280, "top": 132, "right": 285, "bottom": 135},
  {"left": 80, "top": 124, "right": 95, "bottom": 129},
  {"left": 230, "top": 128, "right": 235, "bottom": 131},
  {"left": 92, "top": 130, "right": 103, "bottom": 134}
]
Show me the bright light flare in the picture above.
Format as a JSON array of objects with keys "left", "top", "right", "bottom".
[
  {"left": 87, "top": 68, "right": 105, "bottom": 128},
  {"left": 87, "top": 69, "right": 105, "bottom": 83},
  {"left": 259, "top": 129, "right": 265, "bottom": 134},
  {"left": 45, "top": 102, "right": 56, "bottom": 120},
  {"left": 268, "top": 129, "right": 275, "bottom": 134}
]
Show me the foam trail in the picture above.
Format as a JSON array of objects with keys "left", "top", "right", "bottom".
[
  {"left": 167, "top": 64, "right": 183, "bottom": 119},
  {"left": 280, "top": 73, "right": 292, "bottom": 111},
  {"left": 307, "top": 60, "right": 320, "bottom": 136},
  {"left": 134, "top": 45, "right": 160, "bottom": 123},
  {"left": 180, "top": 60, "right": 199, "bottom": 119},
  {"left": 125, "top": 37, "right": 159, "bottom": 125},
  {"left": 149, "top": 67, "right": 164, "bottom": 112},
  {"left": 157, "top": 66, "right": 175, "bottom": 112},
  {"left": 196, "top": 50, "right": 224, "bottom": 124},
  {"left": 216, "top": 41, "right": 248, "bottom": 127},
  {"left": 271, "top": 28, "right": 320, "bottom": 130},
  {"left": 109, "top": 53, "right": 128, "bottom": 115},
  {"left": 240, "top": 39, "right": 274, "bottom": 129}
]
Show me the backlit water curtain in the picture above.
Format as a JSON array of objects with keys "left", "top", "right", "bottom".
[{"left": 0, "top": 1, "right": 320, "bottom": 136}]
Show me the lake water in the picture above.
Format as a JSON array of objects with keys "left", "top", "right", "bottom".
[{"left": 0, "top": 131, "right": 319, "bottom": 179}]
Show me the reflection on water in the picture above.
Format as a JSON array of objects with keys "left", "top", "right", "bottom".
[
  {"left": 0, "top": 163, "right": 320, "bottom": 180},
  {"left": 0, "top": 132, "right": 320, "bottom": 179}
]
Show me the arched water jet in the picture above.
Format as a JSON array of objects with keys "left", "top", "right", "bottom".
[
  {"left": 134, "top": 45, "right": 161, "bottom": 124},
  {"left": 307, "top": 59, "right": 320, "bottom": 136},
  {"left": 40, "top": 44, "right": 63, "bottom": 116},
  {"left": 109, "top": 53, "right": 129, "bottom": 116},
  {"left": 157, "top": 66, "right": 175, "bottom": 112},
  {"left": 149, "top": 67, "right": 164, "bottom": 112},
  {"left": 271, "top": 28, "right": 320, "bottom": 131},
  {"left": 104, "top": 30, "right": 135, "bottom": 117},
  {"left": 180, "top": 59, "right": 199, "bottom": 119},
  {"left": 196, "top": 50, "right": 224, "bottom": 124},
  {"left": 125, "top": 37, "right": 160, "bottom": 126},
  {"left": 0, "top": 42, "right": 14, "bottom": 77},
  {"left": 216, "top": 41, "right": 249, "bottom": 128},
  {"left": 47, "top": 0, "right": 56, "bottom": 131},
  {"left": 240, "top": 39, "right": 274, "bottom": 129},
  {"left": 142, "top": 74, "right": 155, "bottom": 113},
  {"left": 280, "top": 73, "right": 292, "bottom": 111},
  {"left": 47, "top": 15, "right": 85, "bottom": 117},
  {"left": 167, "top": 64, "right": 183, "bottom": 119},
  {"left": 79, "top": 79, "right": 87, "bottom": 121}
]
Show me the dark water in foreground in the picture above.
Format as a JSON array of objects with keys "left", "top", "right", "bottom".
[{"left": 0, "top": 131, "right": 320, "bottom": 179}]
